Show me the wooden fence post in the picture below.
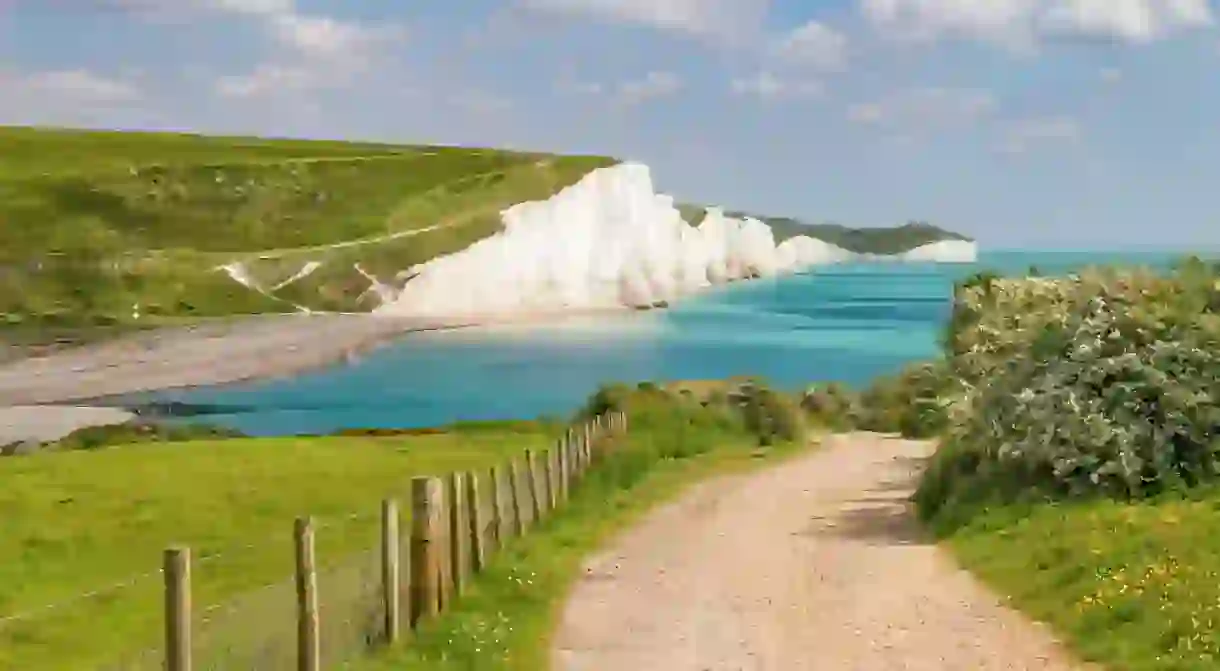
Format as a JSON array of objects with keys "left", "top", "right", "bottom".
[
  {"left": 447, "top": 472, "right": 467, "bottom": 598},
  {"left": 164, "top": 547, "right": 191, "bottom": 671},
  {"left": 508, "top": 458, "right": 524, "bottom": 536},
  {"left": 410, "top": 477, "right": 442, "bottom": 628},
  {"left": 547, "top": 447, "right": 556, "bottom": 508},
  {"left": 294, "top": 517, "right": 320, "bottom": 671},
  {"left": 488, "top": 465, "right": 504, "bottom": 551},
  {"left": 525, "top": 449, "right": 543, "bottom": 524},
  {"left": 380, "top": 499, "right": 400, "bottom": 644},
  {"left": 563, "top": 430, "right": 576, "bottom": 487},
  {"left": 557, "top": 435, "right": 569, "bottom": 503},
  {"left": 466, "top": 471, "right": 486, "bottom": 573}
]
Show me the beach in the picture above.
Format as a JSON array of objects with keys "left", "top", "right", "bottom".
[{"left": 0, "top": 308, "right": 633, "bottom": 445}]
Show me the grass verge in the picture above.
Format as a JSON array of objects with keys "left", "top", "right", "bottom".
[
  {"left": 350, "top": 391, "right": 812, "bottom": 671},
  {"left": 0, "top": 423, "right": 557, "bottom": 670},
  {"left": 942, "top": 490, "right": 1220, "bottom": 671}
]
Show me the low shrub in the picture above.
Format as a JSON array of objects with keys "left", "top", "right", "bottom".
[
  {"left": 917, "top": 263, "right": 1220, "bottom": 530},
  {"left": 42, "top": 420, "right": 246, "bottom": 452},
  {"left": 799, "top": 382, "right": 860, "bottom": 431},
  {"left": 854, "top": 361, "right": 952, "bottom": 439},
  {"left": 579, "top": 378, "right": 804, "bottom": 448}
]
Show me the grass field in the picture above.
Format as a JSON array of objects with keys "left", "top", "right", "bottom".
[
  {"left": 946, "top": 491, "right": 1220, "bottom": 670},
  {"left": 0, "top": 421, "right": 559, "bottom": 670},
  {"left": 0, "top": 126, "right": 614, "bottom": 329},
  {"left": 0, "top": 126, "right": 414, "bottom": 178}
]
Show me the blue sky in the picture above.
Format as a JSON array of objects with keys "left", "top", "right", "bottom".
[{"left": 1, "top": 0, "right": 1219, "bottom": 249}]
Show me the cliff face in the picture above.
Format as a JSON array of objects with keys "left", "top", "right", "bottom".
[{"left": 374, "top": 162, "right": 977, "bottom": 319}]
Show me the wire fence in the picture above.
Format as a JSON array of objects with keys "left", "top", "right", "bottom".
[{"left": 0, "top": 410, "right": 626, "bottom": 671}]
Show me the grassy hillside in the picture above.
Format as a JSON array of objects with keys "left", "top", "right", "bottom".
[
  {"left": 755, "top": 217, "right": 972, "bottom": 255},
  {"left": 0, "top": 126, "right": 614, "bottom": 328},
  {"left": 0, "top": 422, "right": 559, "bottom": 670},
  {"left": 676, "top": 201, "right": 972, "bottom": 255}
]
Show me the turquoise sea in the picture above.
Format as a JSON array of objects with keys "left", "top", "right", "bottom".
[{"left": 150, "top": 250, "right": 1209, "bottom": 436}]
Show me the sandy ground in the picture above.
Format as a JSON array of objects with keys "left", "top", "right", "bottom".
[
  {"left": 552, "top": 433, "right": 1086, "bottom": 671},
  {"left": 0, "top": 308, "right": 632, "bottom": 446},
  {"left": 0, "top": 405, "right": 135, "bottom": 448},
  {"left": 0, "top": 309, "right": 643, "bottom": 407},
  {"left": 0, "top": 314, "right": 446, "bottom": 407}
]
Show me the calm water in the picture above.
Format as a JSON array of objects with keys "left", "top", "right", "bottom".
[{"left": 150, "top": 250, "right": 1208, "bottom": 436}]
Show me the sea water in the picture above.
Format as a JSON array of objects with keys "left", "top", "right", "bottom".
[{"left": 150, "top": 250, "right": 1209, "bottom": 436}]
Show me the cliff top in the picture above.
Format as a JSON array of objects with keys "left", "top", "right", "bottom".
[{"left": 677, "top": 203, "right": 972, "bottom": 256}]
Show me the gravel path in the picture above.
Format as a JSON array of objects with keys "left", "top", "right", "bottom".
[{"left": 553, "top": 433, "right": 1085, "bottom": 671}]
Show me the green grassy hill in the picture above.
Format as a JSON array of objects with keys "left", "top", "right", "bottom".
[
  {"left": 752, "top": 217, "right": 973, "bottom": 255},
  {"left": 0, "top": 126, "right": 614, "bottom": 328},
  {"left": 676, "top": 202, "right": 972, "bottom": 256}
]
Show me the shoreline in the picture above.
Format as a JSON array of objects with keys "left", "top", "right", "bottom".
[
  {"left": 0, "top": 307, "right": 632, "bottom": 446},
  {"left": 0, "top": 307, "right": 635, "bottom": 408}
]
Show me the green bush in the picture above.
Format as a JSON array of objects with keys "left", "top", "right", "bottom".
[
  {"left": 799, "top": 382, "right": 860, "bottom": 431},
  {"left": 41, "top": 420, "right": 247, "bottom": 452},
  {"left": 854, "top": 361, "right": 951, "bottom": 439},
  {"left": 579, "top": 379, "right": 803, "bottom": 449},
  {"left": 917, "top": 263, "right": 1220, "bottom": 529}
]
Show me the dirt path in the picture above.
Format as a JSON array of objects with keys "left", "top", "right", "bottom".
[{"left": 552, "top": 433, "right": 1084, "bottom": 671}]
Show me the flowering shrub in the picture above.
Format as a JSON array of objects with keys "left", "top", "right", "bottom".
[
  {"left": 919, "top": 260, "right": 1220, "bottom": 523},
  {"left": 800, "top": 382, "right": 860, "bottom": 431}
]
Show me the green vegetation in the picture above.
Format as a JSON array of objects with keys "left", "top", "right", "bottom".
[
  {"left": 1, "top": 420, "right": 245, "bottom": 455},
  {"left": 676, "top": 200, "right": 971, "bottom": 256},
  {"left": 353, "top": 381, "right": 809, "bottom": 671},
  {"left": 947, "top": 489, "right": 1220, "bottom": 671},
  {"left": 919, "top": 259, "right": 1220, "bottom": 526},
  {"left": 0, "top": 423, "right": 558, "bottom": 670},
  {"left": 758, "top": 218, "right": 972, "bottom": 255},
  {"left": 887, "top": 257, "right": 1220, "bottom": 670},
  {"left": 0, "top": 126, "right": 412, "bottom": 178},
  {"left": 714, "top": 205, "right": 972, "bottom": 255},
  {"left": 0, "top": 126, "right": 614, "bottom": 330}
]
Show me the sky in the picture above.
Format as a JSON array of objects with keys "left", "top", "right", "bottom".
[{"left": 1, "top": 0, "right": 1219, "bottom": 249}]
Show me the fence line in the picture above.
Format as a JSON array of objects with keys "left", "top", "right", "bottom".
[
  {"left": 61, "top": 410, "right": 625, "bottom": 671},
  {"left": 1, "top": 411, "right": 627, "bottom": 670}
]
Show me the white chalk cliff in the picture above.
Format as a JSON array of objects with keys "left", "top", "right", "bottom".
[{"left": 374, "top": 162, "right": 976, "bottom": 319}]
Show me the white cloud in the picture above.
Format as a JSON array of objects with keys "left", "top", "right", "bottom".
[
  {"left": 773, "top": 21, "right": 849, "bottom": 70},
  {"left": 0, "top": 68, "right": 150, "bottom": 127},
  {"left": 859, "top": 0, "right": 1041, "bottom": 49},
  {"left": 214, "top": 63, "right": 321, "bottom": 98},
  {"left": 617, "top": 70, "right": 683, "bottom": 104},
  {"left": 193, "top": 0, "right": 403, "bottom": 99},
  {"left": 517, "top": 0, "right": 770, "bottom": 39},
  {"left": 113, "top": 0, "right": 401, "bottom": 64},
  {"left": 730, "top": 71, "right": 823, "bottom": 100},
  {"left": 269, "top": 14, "right": 403, "bottom": 60},
  {"left": 1041, "top": 0, "right": 1213, "bottom": 43},
  {"left": 858, "top": 0, "right": 1214, "bottom": 49},
  {"left": 13, "top": 69, "right": 142, "bottom": 102},
  {"left": 556, "top": 70, "right": 683, "bottom": 104},
  {"left": 848, "top": 86, "right": 996, "bottom": 132},
  {"left": 998, "top": 116, "right": 1081, "bottom": 153}
]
